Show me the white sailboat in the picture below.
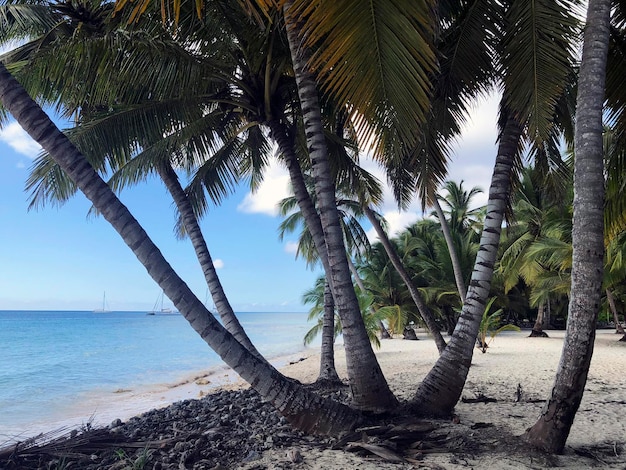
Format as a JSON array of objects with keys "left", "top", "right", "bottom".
[
  {"left": 93, "top": 292, "right": 110, "bottom": 313},
  {"left": 147, "top": 291, "right": 174, "bottom": 315}
]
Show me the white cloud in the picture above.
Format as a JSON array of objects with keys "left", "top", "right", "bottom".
[
  {"left": 213, "top": 259, "right": 224, "bottom": 269},
  {"left": 284, "top": 241, "right": 299, "bottom": 255},
  {"left": 0, "top": 122, "right": 42, "bottom": 158},
  {"left": 237, "top": 93, "right": 499, "bottom": 242},
  {"left": 457, "top": 93, "right": 500, "bottom": 148},
  {"left": 361, "top": 93, "right": 499, "bottom": 239},
  {"left": 237, "top": 158, "right": 290, "bottom": 216}
]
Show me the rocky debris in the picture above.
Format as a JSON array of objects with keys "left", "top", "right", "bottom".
[{"left": 0, "top": 388, "right": 333, "bottom": 470}]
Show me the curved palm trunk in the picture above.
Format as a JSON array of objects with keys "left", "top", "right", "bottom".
[
  {"left": 432, "top": 196, "right": 467, "bottom": 302},
  {"left": 157, "top": 164, "right": 265, "bottom": 360},
  {"left": 410, "top": 112, "right": 522, "bottom": 416},
  {"left": 316, "top": 281, "right": 342, "bottom": 383},
  {"left": 606, "top": 288, "right": 625, "bottom": 334},
  {"left": 0, "top": 63, "right": 361, "bottom": 435},
  {"left": 524, "top": 0, "right": 610, "bottom": 452},
  {"left": 529, "top": 303, "right": 549, "bottom": 337},
  {"left": 364, "top": 206, "right": 447, "bottom": 353},
  {"left": 347, "top": 255, "right": 391, "bottom": 339},
  {"left": 283, "top": 1, "right": 397, "bottom": 411}
]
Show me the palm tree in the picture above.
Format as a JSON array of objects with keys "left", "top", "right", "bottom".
[
  {"left": 431, "top": 180, "right": 484, "bottom": 303},
  {"left": 499, "top": 165, "right": 572, "bottom": 337},
  {"left": 2, "top": 0, "right": 280, "bottom": 361},
  {"left": 524, "top": 0, "right": 612, "bottom": 452},
  {"left": 281, "top": 1, "right": 398, "bottom": 411},
  {"left": 301, "top": 277, "right": 342, "bottom": 385},
  {"left": 0, "top": 63, "right": 363, "bottom": 434},
  {"left": 409, "top": 0, "right": 581, "bottom": 417},
  {"left": 363, "top": 205, "right": 447, "bottom": 352},
  {"left": 5, "top": 0, "right": 400, "bottom": 410},
  {"left": 358, "top": 243, "right": 420, "bottom": 335},
  {"left": 278, "top": 166, "right": 380, "bottom": 385}
]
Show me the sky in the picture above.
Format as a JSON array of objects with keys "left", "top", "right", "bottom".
[{"left": 0, "top": 95, "right": 500, "bottom": 312}]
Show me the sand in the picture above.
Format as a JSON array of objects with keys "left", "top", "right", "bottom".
[
  {"left": 8, "top": 329, "right": 626, "bottom": 469},
  {"left": 245, "top": 329, "right": 626, "bottom": 469}
]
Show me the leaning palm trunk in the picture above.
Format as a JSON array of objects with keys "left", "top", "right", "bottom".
[
  {"left": 606, "top": 288, "right": 625, "bottom": 334},
  {"left": 410, "top": 112, "right": 522, "bottom": 416},
  {"left": 157, "top": 163, "right": 265, "bottom": 360},
  {"left": 0, "top": 63, "right": 361, "bottom": 435},
  {"left": 364, "top": 206, "right": 447, "bottom": 353},
  {"left": 269, "top": 121, "right": 335, "bottom": 285},
  {"left": 282, "top": 1, "right": 397, "bottom": 411},
  {"left": 524, "top": 0, "right": 610, "bottom": 451},
  {"left": 432, "top": 196, "right": 467, "bottom": 302},
  {"left": 347, "top": 255, "right": 391, "bottom": 339}
]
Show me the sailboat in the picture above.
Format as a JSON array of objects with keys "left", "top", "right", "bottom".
[
  {"left": 93, "top": 292, "right": 110, "bottom": 313},
  {"left": 147, "top": 291, "right": 174, "bottom": 315}
]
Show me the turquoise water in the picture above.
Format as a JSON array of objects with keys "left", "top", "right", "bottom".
[{"left": 0, "top": 310, "right": 315, "bottom": 436}]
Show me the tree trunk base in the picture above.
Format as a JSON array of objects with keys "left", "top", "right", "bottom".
[
  {"left": 529, "top": 329, "right": 549, "bottom": 338},
  {"left": 403, "top": 327, "right": 419, "bottom": 340},
  {"left": 619, "top": 334, "right": 626, "bottom": 342},
  {"left": 615, "top": 325, "right": 625, "bottom": 335},
  {"left": 308, "top": 377, "right": 349, "bottom": 392}
]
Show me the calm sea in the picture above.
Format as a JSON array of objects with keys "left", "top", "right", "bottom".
[{"left": 0, "top": 310, "right": 316, "bottom": 439}]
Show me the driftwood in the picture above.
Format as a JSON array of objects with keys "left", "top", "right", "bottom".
[
  {"left": 461, "top": 395, "right": 497, "bottom": 404},
  {"left": 334, "top": 419, "right": 457, "bottom": 463}
]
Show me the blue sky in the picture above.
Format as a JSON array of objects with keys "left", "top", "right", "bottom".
[{"left": 0, "top": 96, "right": 500, "bottom": 312}]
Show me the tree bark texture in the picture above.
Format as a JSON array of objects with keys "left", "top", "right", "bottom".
[
  {"left": 283, "top": 1, "right": 397, "bottom": 411},
  {"left": 524, "top": 0, "right": 610, "bottom": 453},
  {"left": 317, "top": 280, "right": 341, "bottom": 383},
  {"left": 606, "top": 288, "right": 624, "bottom": 334},
  {"left": 0, "top": 63, "right": 362, "bottom": 435},
  {"left": 158, "top": 164, "right": 265, "bottom": 361},
  {"left": 410, "top": 112, "right": 522, "bottom": 416},
  {"left": 269, "top": 120, "right": 334, "bottom": 287}
]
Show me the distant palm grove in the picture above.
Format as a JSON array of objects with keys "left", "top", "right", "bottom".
[{"left": 0, "top": 0, "right": 622, "bottom": 454}]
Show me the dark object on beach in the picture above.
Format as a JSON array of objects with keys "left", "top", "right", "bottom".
[
  {"left": 403, "top": 326, "right": 418, "bottom": 340},
  {"left": 529, "top": 329, "right": 549, "bottom": 338},
  {"left": 461, "top": 393, "right": 497, "bottom": 404}
]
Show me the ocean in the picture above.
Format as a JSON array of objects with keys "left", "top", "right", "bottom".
[{"left": 0, "top": 310, "right": 317, "bottom": 440}]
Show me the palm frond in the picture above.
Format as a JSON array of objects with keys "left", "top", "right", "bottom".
[{"left": 293, "top": 0, "right": 437, "bottom": 149}]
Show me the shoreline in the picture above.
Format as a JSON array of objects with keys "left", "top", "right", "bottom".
[{"left": 0, "top": 348, "right": 318, "bottom": 443}]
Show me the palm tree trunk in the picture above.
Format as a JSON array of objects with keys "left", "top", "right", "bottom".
[
  {"left": 269, "top": 121, "right": 334, "bottom": 285},
  {"left": 283, "top": 1, "right": 397, "bottom": 411},
  {"left": 410, "top": 110, "right": 522, "bottom": 416},
  {"left": 316, "top": 281, "right": 342, "bottom": 384},
  {"left": 157, "top": 163, "right": 265, "bottom": 360},
  {"left": 529, "top": 303, "right": 549, "bottom": 337},
  {"left": 606, "top": 288, "right": 625, "bottom": 334},
  {"left": 0, "top": 63, "right": 362, "bottom": 435},
  {"left": 347, "top": 255, "right": 391, "bottom": 339},
  {"left": 524, "top": 0, "right": 610, "bottom": 452},
  {"left": 432, "top": 196, "right": 467, "bottom": 302},
  {"left": 364, "top": 206, "right": 447, "bottom": 352}
]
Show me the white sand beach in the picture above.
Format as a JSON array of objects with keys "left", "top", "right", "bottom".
[{"left": 245, "top": 329, "right": 626, "bottom": 469}]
